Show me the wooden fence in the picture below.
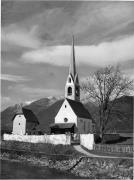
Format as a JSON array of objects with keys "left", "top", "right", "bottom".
[{"left": 93, "top": 144, "right": 134, "bottom": 154}]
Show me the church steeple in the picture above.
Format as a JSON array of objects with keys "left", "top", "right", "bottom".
[
  {"left": 69, "top": 36, "right": 76, "bottom": 79},
  {"left": 65, "top": 36, "right": 80, "bottom": 101}
]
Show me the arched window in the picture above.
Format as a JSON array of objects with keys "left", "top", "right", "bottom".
[
  {"left": 68, "top": 87, "right": 72, "bottom": 95},
  {"left": 76, "top": 87, "right": 79, "bottom": 96},
  {"left": 69, "top": 78, "right": 71, "bottom": 83}
]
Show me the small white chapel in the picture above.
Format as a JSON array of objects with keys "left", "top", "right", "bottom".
[
  {"left": 12, "top": 104, "right": 39, "bottom": 135},
  {"left": 50, "top": 37, "right": 95, "bottom": 134}
]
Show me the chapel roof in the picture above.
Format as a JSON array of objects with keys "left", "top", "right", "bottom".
[
  {"left": 66, "top": 98, "right": 93, "bottom": 120},
  {"left": 12, "top": 107, "right": 39, "bottom": 124}
]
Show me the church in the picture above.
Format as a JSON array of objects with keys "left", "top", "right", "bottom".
[
  {"left": 50, "top": 37, "right": 95, "bottom": 134},
  {"left": 12, "top": 104, "right": 39, "bottom": 135}
]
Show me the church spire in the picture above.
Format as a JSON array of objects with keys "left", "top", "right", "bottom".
[
  {"left": 69, "top": 35, "right": 76, "bottom": 79},
  {"left": 65, "top": 36, "right": 80, "bottom": 101}
]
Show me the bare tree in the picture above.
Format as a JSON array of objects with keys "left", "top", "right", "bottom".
[{"left": 81, "top": 65, "right": 133, "bottom": 141}]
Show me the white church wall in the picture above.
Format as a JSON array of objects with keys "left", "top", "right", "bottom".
[
  {"left": 3, "top": 134, "right": 71, "bottom": 145},
  {"left": 55, "top": 99, "right": 77, "bottom": 125},
  {"left": 12, "top": 115, "right": 26, "bottom": 135},
  {"left": 80, "top": 134, "right": 94, "bottom": 150}
]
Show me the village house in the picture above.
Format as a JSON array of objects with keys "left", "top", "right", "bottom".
[
  {"left": 50, "top": 37, "right": 95, "bottom": 134},
  {"left": 12, "top": 104, "right": 39, "bottom": 135}
]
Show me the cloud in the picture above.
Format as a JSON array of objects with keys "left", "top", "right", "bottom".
[
  {"left": 8, "top": 84, "right": 63, "bottom": 100},
  {"left": 1, "top": 96, "right": 12, "bottom": 110},
  {"left": 2, "top": 61, "right": 19, "bottom": 68},
  {"left": 1, "top": 96, "right": 11, "bottom": 103},
  {"left": 22, "top": 46, "right": 70, "bottom": 65},
  {"left": 24, "top": 100, "right": 34, "bottom": 105},
  {"left": 122, "top": 68, "right": 134, "bottom": 81},
  {"left": 1, "top": 74, "right": 31, "bottom": 82},
  {"left": 17, "top": 85, "right": 62, "bottom": 96},
  {"left": 30, "top": 2, "right": 134, "bottom": 45},
  {"left": 2, "top": 24, "right": 41, "bottom": 49},
  {"left": 22, "top": 35, "right": 134, "bottom": 67},
  {"left": 3, "top": 2, "right": 134, "bottom": 47}
]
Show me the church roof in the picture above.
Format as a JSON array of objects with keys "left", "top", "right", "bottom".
[
  {"left": 66, "top": 98, "right": 93, "bottom": 120},
  {"left": 23, "top": 108, "right": 39, "bottom": 124},
  {"left": 12, "top": 108, "right": 39, "bottom": 124}
]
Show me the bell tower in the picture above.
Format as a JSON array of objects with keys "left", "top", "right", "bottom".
[{"left": 65, "top": 36, "right": 80, "bottom": 101}]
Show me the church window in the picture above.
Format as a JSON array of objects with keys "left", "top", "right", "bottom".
[
  {"left": 65, "top": 105, "right": 67, "bottom": 108},
  {"left": 69, "top": 78, "right": 71, "bottom": 83},
  {"left": 19, "top": 123, "right": 20, "bottom": 125},
  {"left": 68, "top": 87, "right": 72, "bottom": 95},
  {"left": 64, "top": 118, "right": 68, "bottom": 122},
  {"left": 76, "top": 87, "right": 79, "bottom": 96}
]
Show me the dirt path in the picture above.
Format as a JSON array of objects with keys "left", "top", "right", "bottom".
[{"left": 73, "top": 145, "right": 133, "bottom": 159}]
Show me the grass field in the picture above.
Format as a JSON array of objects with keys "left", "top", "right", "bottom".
[
  {"left": 1, "top": 139, "right": 133, "bottom": 179},
  {"left": 1, "top": 140, "right": 82, "bottom": 158},
  {"left": 1, "top": 150, "right": 133, "bottom": 179}
]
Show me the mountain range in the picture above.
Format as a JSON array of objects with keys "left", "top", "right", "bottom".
[{"left": 1, "top": 96, "right": 133, "bottom": 134}]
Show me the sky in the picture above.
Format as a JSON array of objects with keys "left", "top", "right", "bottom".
[{"left": 1, "top": 1, "right": 134, "bottom": 110}]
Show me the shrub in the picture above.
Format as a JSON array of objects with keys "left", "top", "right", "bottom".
[
  {"left": 1, "top": 140, "right": 80, "bottom": 157},
  {"left": 102, "top": 134, "right": 120, "bottom": 144},
  {"left": 94, "top": 134, "right": 101, "bottom": 144}
]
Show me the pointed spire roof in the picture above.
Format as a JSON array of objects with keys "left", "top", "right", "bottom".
[{"left": 69, "top": 35, "right": 76, "bottom": 79}]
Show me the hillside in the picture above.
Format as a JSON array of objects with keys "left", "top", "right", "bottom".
[
  {"left": 1, "top": 96, "right": 133, "bottom": 134},
  {"left": 106, "top": 96, "right": 133, "bottom": 133},
  {"left": 1, "top": 97, "right": 62, "bottom": 132}
]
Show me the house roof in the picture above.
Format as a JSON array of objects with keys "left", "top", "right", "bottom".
[
  {"left": 50, "top": 123, "right": 75, "bottom": 129},
  {"left": 66, "top": 98, "right": 93, "bottom": 120},
  {"left": 12, "top": 108, "right": 39, "bottom": 125}
]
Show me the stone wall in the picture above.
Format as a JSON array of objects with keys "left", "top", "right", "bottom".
[
  {"left": 80, "top": 134, "right": 94, "bottom": 150},
  {"left": 3, "top": 134, "right": 71, "bottom": 145}
]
